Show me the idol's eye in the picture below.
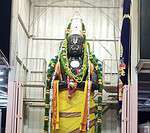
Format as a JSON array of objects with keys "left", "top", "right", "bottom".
[{"left": 70, "top": 43, "right": 75, "bottom": 46}]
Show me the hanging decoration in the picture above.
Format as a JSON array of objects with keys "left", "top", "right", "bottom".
[
  {"left": 60, "top": 39, "right": 88, "bottom": 83},
  {"left": 118, "top": 0, "right": 131, "bottom": 109},
  {"left": 120, "top": 0, "right": 131, "bottom": 86}
]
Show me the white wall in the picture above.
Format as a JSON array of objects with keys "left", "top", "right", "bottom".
[
  {"left": 103, "top": 109, "right": 120, "bottom": 133},
  {"left": 28, "top": 1, "right": 122, "bottom": 63},
  {"left": 9, "top": 0, "right": 30, "bottom": 80},
  {"left": 10, "top": 0, "right": 30, "bottom": 61},
  {"left": 17, "top": 0, "right": 30, "bottom": 59},
  {"left": 23, "top": 1, "right": 122, "bottom": 133},
  {"left": 8, "top": 0, "right": 123, "bottom": 133},
  {"left": 18, "top": 0, "right": 30, "bottom": 28},
  {"left": 23, "top": 106, "right": 44, "bottom": 133},
  {"left": 6, "top": 0, "right": 31, "bottom": 132}
]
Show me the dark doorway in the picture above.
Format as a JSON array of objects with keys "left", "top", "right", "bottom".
[{"left": 0, "top": 0, "right": 12, "bottom": 62}]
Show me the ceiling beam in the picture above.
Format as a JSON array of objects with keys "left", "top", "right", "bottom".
[
  {"left": 32, "top": 37, "right": 119, "bottom": 42},
  {"left": 34, "top": 5, "right": 120, "bottom": 9}
]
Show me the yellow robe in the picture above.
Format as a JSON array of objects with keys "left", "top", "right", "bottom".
[
  {"left": 51, "top": 63, "right": 96, "bottom": 133},
  {"left": 51, "top": 90, "right": 95, "bottom": 133}
]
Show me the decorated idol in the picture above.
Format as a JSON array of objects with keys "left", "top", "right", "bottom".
[{"left": 44, "top": 14, "right": 103, "bottom": 133}]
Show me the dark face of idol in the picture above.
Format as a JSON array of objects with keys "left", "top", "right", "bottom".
[{"left": 67, "top": 34, "right": 84, "bottom": 57}]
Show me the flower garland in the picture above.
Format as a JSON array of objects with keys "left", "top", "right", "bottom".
[
  {"left": 44, "top": 44, "right": 103, "bottom": 133},
  {"left": 44, "top": 22, "right": 103, "bottom": 132},
  {"left": 87, "top": 44, "right": 91, "bottom": 131},
  {"left": 44, "top": 56, "right": 59, "bottom": 133},
  {"left": 90, "top": 52, "right": 103, "bottom": 133},
  {"left": 60, "top": 39, "right": 88, "bottom": 83}
]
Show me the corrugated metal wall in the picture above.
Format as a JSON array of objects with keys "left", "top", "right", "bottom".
[
  {"left": 103, "top": 109, "right": 120, "bottom": 133},
  {"left": 12, "top": 0, "right": 122, "bottom": 132},
  {"left": 13, "top": 0, "right": 30, "bottom": 81},
  {"left": 17, "top": 0, "right": 30, "bottom": 59},
  {"left": 28, "top": 0, "right": 121, "bottom": 63}
]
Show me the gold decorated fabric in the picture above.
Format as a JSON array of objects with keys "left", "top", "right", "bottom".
[
  {"left": 52, "top": 80, "right": 59, "bottom": 130},
  {"left": 51, "top": 90, "right": 95, "bottom": 133}
]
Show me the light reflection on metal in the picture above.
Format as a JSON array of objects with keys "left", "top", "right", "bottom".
[
  {"left": 0, "top": 50, "right": 9, "bottom": 108},
  {"left": 0, "top": 71, "right": 4, "bottom": 75},
  {"left": 0, "top": 78, "right": 4, "bottom": 82}
]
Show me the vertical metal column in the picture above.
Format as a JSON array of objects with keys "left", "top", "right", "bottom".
[
  {"left": 16, "top": 83, "right": 23, "bottom": 133},
  {"left": 129, "top": 0, "right": 138, "bottom": 133},
  {"left": 6, "top": 81, "right": 17, "bottom": 133},
  {"left": 121, "top": 85, "right": 128, "bottom": 133},
  {"left": 6, "top": 81, "right": 23, "bottom": 133},
  {"left": 5, "top": 0, "right": 19, "bottom": 132}
]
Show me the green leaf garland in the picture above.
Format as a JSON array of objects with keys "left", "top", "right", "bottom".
[
  {"left": 44, "top": 40, "right": 103, "bottom": 133},
  {"left": 60, "top": 39, "right": 88, "bottom": 83}
]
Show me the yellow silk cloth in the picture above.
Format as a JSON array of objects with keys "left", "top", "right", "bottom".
[{"left": 51, "top": 90, "right": 95, "bottom": 133}]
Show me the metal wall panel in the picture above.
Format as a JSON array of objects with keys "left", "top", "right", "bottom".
[
  {"left": 17, "top": 22, "right": 28, "bottom": 59},
  {"left": 28, "top": 4, "right": 121, "bottom": 63},
  {"left": 22, "top": 0, "right": 122, "bottom": 133},
  {"left": 18, "top": 0, "right": 30, "bottom": 29},
  {"left": 23, "top": 107, "right": 44, "bottom": 133},
  {"left": 13, "top": 0, "right": 30, "bottom": 60},
  {"left": 31, "top": 0, "right": 120, "bottom": 8},
  {"left": 15, "top": 0, "right": 30, "bottom": 81},
  {"left": 102, "top": 109, "right": 120, "bottom": 133}
]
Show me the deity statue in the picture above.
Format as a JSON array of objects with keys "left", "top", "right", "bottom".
[{"left": 44, "top": 14, "right": 103, "bottom": 133}]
